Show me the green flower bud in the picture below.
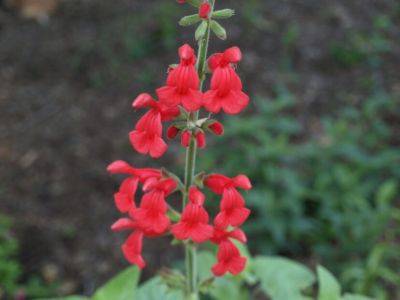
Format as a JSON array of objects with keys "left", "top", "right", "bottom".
[
  {"left": 195, "top": 21, "right": 208, "bottom": 41},
  {"left": 179, "top": 14, "right": 201, "bottom": 27},
  {"left": 210, "top": 20, "right": 227, "bottom": 40},
  {"left": 212, "top": 9, "right": 235, "bottom": 19}
]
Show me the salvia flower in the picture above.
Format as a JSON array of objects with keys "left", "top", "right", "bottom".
[
  {"left": 204, "top": 47, "right": 250, "bottom": 114},
  {"left": 211, "top": 240, "right": 247, "bottom": 276},
  {"left": 157, "top": 44, "right": 203, "bottom": 112},
  {"left": 107, "top": 160, "right": 161, "bottom": 213},
  {"left": 109, "top": 2, "right": 252, "bottom": 281},
  {"left": 129, "top": 93, "right": 179, "bottom": 158},
  {"left": 172, "top": 187, "right": 213, "bottom": 243},
  {"left": 131, "top": 178, "right": 177, "bottom": 236},
  {"left": 205, "top": 174, "right": 252, "bottom": 228}
]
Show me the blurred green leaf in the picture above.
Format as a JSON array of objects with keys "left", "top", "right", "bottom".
[
  {"left": 252, "top": 256, "right": 315, "bottom": 300},
  {"left": 92, "top": 267, "right": 140, "bottom": 300},
  {"left": 317, "top": 266, "right": 341, "bottom": 300},
  {"left": 136, "top": 277, "right": 184, "bottom": 300}
]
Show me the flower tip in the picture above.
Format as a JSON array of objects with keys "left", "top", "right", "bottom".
[
  {"left": 132, "top": 93, "right": 154, "bottom": 109},
  {"left": 179, "top": 44, "right": 195, "bottom": 61},
  {"left": 167, "top": 125, "right": 180, "bottom": 139},
  {"left": 199, "top": 2, "right": 211, "bottom": 19},
  {"left": 209, "top": 121, "right": 224, "bottom": 135},
  {"left": 181, "top": 130, "right": 192, "bottom": 148},
  {"left": 195, "top": 131, "right": 206, "bottom": 148}
]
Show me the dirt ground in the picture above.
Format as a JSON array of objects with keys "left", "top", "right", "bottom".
[{"left": 0, "top": 0, "right": 399, "bottom": 297}]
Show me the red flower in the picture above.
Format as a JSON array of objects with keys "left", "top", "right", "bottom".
[
  {"left": 172, "top": 187, "right": 213, "bottom": 243},
  {"left": 199, "top": 2, "right": 211, "bottom": 19},
  {"left": 208, "top": 121, "right": 224, "bottom": 135},
  {"left": 195, "top": 131, "right": 206, "bottom": 148},
  {"left": 211, "top": 241, "right": 246, "bottom": 276},
  {"left": 129, "top": 93, "right": 179, "bottom": 158},
  {"left": 110, "top": 219, "right": 145, "bottom": 268},
  {"left": 113, "top": 177, "right": 138, "bottom": 213},
  {"left": 211, "top": 226, "right": 247, "bottom": 244},
  {"left": 188, "top": 186, "right": 205, "bottom": 205},
  {"left": 181, "top": 130, "right": 192, "bottom": 147},
  {"left": 214, "top": 187, "right": 250, "bottom": 228},
  {"left": 122, "top": 231, "right": 146, "bottom": 269},
  {"left": 107, "top": 161, "right": 161, "bottom": 213},
  {"left": 204, "top": 173, "right": 252, "bottom": 194},
  {"left": 205, "top": 174, "right": 252, "bottom": 228},
  {"left": 157, "top": 44, "right": 202, "bottom": 112},
  {"left": 167, "top": 125, "right": 180, "bottom": 139},
  {"left": 203, "top": 47, "right": 249, "bottom": 114},
  {"left": 130, "top": 178, "right": 177, "bottom": 236}
]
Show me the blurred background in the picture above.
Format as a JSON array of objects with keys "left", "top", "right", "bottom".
[{"left": 0, "top": 0, "right": 399, "bottom": 299}]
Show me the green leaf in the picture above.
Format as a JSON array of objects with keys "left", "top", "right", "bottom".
[
  {"left": 209, "top": 277, "right": 249, "bottom": 300},
  {"left": 252, "top": 256, "right": 315, "bottom": 300},
  {"left": 210, "top": 20, "right": 227, "bottom": 40},
  {"left": 179, "top": 14, "right": 201, "bottom": 26},
  {"left": 92, "top": 266, "right": 140, "bottom": 300},
  {"left": 195, "top": 21, "right": 208, "bottom": 41},
  {"left": 37, "top": 297, "right": 89, "bottom": 300},
  {"left": 317, "top": 266, "right": 341, "bottom": 300},
  {"left": 136, "top": 276, "right": 184, "bottom": 300},
  {"left": 212, "top": 9, "right": 235, "bottom": 19},
  {"left": 342, "top": 294, "right": 374, "bottom": 300}
]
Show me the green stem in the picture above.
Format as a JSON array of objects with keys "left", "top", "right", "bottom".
[{"left": 183, "top": 2, "right": 215, "bottom": 299}]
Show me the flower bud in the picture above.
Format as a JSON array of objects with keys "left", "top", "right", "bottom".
[
  {"left": 179, "top": 14, "right": 201, "bottom": 26},
  {"left": 212, "top": 9, "right": 235, "bottom": 19},
  {"left": 181, "top": 130, "right": 192, "bottom": 147},
  {"left": 210, "top": 20, "right": 227, "bottom": 40},
  {"left": 195, "top": 131, "right": 206, "bottom": 148},
  {"left": 167, "top": 126, "right": 180, "bottom": 139},
  {"left": 208, "top": 121, "right": 224, "bottom": 135},
  {"left": 198, "top": 2, "right": 211, "bottom": 19},
  {"left": 195, "top": 21, "right": 208, "bottom": 41}
]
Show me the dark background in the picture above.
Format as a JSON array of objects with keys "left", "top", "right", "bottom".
[{"left": 0, "top": 0, "right": 399, "bottom": 299}]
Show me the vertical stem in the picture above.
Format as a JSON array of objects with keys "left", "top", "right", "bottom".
[{"left": 183, "top": 1, "right": 215, "bottom": 299}]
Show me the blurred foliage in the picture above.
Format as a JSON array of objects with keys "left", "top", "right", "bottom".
[
  {"left": 0, "top": 215, "right": 20, "bottom": 297},
  {"left": 199, "top": 87, "right": 400, "bottom": 299},
  {"left": 0, "top": 215, "right": 56, "bottom": 299},
  {"left": 43, "top": 250, "right": 372, "bottom": 300}
]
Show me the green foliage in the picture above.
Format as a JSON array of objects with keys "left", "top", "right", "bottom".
[
  {"left": 253, "top": 257, "right": 315, "bottom": 300},
  {"left": 199, "top": 87, "right": 400, "bottom": 299},
  {"left": 92, "top": 266, "right": 140, "bottom": 300},
  {"left": 50, "top": 250, "right": 371, "bottom": 300},
  {"left": 0, "top": 215, "right": 21, "bottom": 296},
  {"left": 318, "top": 266, "right": 341, "bottom": 300}
]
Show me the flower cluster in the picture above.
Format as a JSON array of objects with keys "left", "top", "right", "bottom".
[{"left": 108, "top": 0, "right": 251, "bottom": 279}]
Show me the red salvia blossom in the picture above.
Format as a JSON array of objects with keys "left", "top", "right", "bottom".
[
  {"left": 211, "top": 240, "right": 247, "bottom": 276},
  {"left": 107, "top": 160, "right": 161, "bottom": 213},
  {"left": 203, "top": 47, "right": 250, "bottom": 114},
  {"left": 172, "top": 187, "right": 213, "bottom": 243},
  {"left": 122, "top": 231, "right": 146, "bottom": 269},
  {"left": 211, "top": 226, "right": 247, "bottom": 244},
  {"left": 157, "top": 44, "right": 203, "bottom": 112},
  {"left": 109, "top": 1, "right": 252, "bottom": 281},
  {"left": 205, "top": 174, "right": 252, "bottom": 228},
  {"left": 199, "top": 2, "right": 211, "bottom": 19},
  {"left": 129, "top": 93, "right": 179, "bottom": 158},
  {"left": 131, "top": 178, "right": 177, "bottom": 236}
]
